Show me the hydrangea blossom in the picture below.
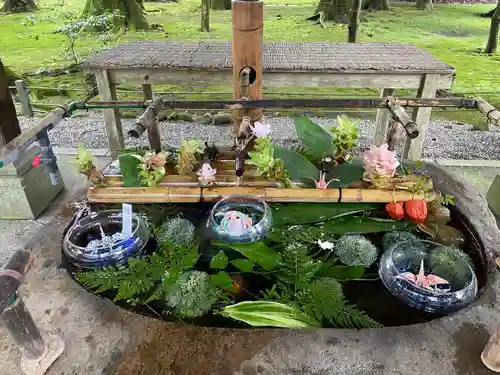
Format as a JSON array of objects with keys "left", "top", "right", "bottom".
[
  {"left": 363, "top": 144, "right": 399, "bottom": 178},
  {"left": 197, "top": 163, "right": 217, "bottom": 185},
  {"left": 250, "top": 121, "right": 272, "bottom": 138}
]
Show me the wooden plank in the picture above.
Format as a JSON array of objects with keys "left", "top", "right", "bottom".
[
  {"left": 373, "top": 88, "right": 395, "bottom": 146},
  {"left": 403, "top": 74, "right": 439, "bottom": 160},
  {"left": 0, "top": 59, "right": 21, "bottom": 147},
  {"left": 95, "top": 69, "right": 124, "bottom": 159},
  {"left": 104, "top": 68, "right": 455, "bottom": 90}
]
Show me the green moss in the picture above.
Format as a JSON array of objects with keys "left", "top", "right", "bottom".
[{"left": 335, "top": 234, "right": 378, "bottom": 267}]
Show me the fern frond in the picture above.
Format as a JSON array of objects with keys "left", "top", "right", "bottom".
[{"left": 300, "top": 278, "right": 382, "bottom": 329}]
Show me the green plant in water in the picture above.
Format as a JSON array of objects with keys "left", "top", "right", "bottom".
[
  {"left": 164, "top": 270, "right": 218, "bottom": 318},
  {"left": 381, "top": 231, "right": 420, "bottom": 252},
  {"left": 246, "top": 137, "right": 292, "bottom": 187},
  {"left": 75, "top": 143, "right": 105, "bottom": 186},
  {"left": 132, "top": 151, "right": 168, "bottom": 187},
  {"left": 329, "top": 115, "right": 360, "bottom": 163},
  {"left": 176, "top": 138, "right": 204, "bottom": 175},
  {"left": 156, "top": 217, "right": 197, "bottom": 247},
  {"left": 428, "top": 246, "right": 475, "bottom": 286},
  {"left": 335, "top": 235, "right": 378, "bottom": 267}
]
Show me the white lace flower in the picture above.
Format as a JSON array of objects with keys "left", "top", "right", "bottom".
[{"left": 317, "top": 239, "right": 334, "bottom": 251}]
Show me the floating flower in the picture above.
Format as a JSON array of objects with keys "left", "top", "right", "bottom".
[
  {"left": 317, "top": 239, "right": 334, "bottom": 251},
  {"left": 250, "top": 121, "right": 272, "bottom": 138},
  {"left": 363, "top": 144, "right": 399, "bottom": 177},
  {"left": 197, "top": 163, "right": 217, "bottom": 185},
  {"left": 306, "top": 172, "right": 339, "bottom": 190}
]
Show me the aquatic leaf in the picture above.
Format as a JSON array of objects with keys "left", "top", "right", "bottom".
[
  {"left": 294, "top": 116, "right": 333, "bottom": 158},
  {"left": 212, "top": 241, "right": 281, "bottom": 271},
  {"left": 272, "top": 202, "right": 382, "bottom": 226},
  {"left": 211, "top": 271, "right": 233, "bottom": 289},
  {"left": 273, "top": 146, "right": 320, "bottom": 181},
  {"left": 222, "top": 301, "right": 319, "bottom": 328},
  {"left": 231, "top": 259, "right": 255, "bottom": 273},
  {"left": 321, "top": 216, "right": 415, "bottom": 235},
  {"left": 118, "top": 153, "right": 141, "bottom": 187},
  {"left": 317, "top": 264, "right": 365, "bottom": 280},
  {"left": 325, "top": 161, "right": 365, "bottom": 189},
  {"left": 210, "top": 251, "right": 228, "bottom": 270}
]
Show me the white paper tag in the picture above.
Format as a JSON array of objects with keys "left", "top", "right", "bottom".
[{"left": 122, "top": 203, "right": 133, "bottom": 236}]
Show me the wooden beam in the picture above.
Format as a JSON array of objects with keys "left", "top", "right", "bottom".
[
  {"left": 0, "top": 59, "right": 21, "bottom": 147},
  {"left": 95, "top": 69, "right": 124, "bottom": 159}
]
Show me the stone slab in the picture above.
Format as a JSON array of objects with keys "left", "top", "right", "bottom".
[{"left": 487, "top": 174, "right": 500, "bottom": 218}]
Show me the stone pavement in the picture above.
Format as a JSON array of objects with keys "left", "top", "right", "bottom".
[{"left": 0, "top": 152, "right": 499, "bottom": 375}]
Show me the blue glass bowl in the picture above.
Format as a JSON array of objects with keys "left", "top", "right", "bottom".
[
  {"left": 378, "top": 240, "right": 478, "bottom": 314},
  {"left": 208, "top": 195, "right": 272, "bottom": 244},
  {"left": 63, "top": 210, "right": 150, "bottom": 269}
]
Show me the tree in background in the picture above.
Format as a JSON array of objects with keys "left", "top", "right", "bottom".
[
  {"left": 362, "top": 0, "right": 388, "bottom": 11},
  {"left": 211, "top": 0, "right": 231, "bottom": 10},
  {"left": 308, "top": 0, "right": 351, "bottom": 24},
  {"left": 1, "top": 0, "right": 36, "bottom": 12},
  {"left": 485, "top": 0, "right": 500, "bottom": 54},
  {"left": 81, "top": 0, "right": 148, "bottom": 30},
  {"left": 416, "top": 0, "right": 433, "bottom": 11}
]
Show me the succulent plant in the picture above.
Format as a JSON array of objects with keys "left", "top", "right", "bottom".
[
  {"left": 329, "top": 115, "right": 360, "bottom": 163},
  {"left": 362, "top": 144, "right": 400, "bottom": 188},
  {"left": 75, "top": 143, "right": 106, "bottom": 186},
  {"left": 157, "top": 217, "right": 197, "bottom": 247},
  {"left": 246, "top": 137, "right": 292, "bottom": 187},
  {"left": 335, "top": 235, "right": 378, "bottom": 267},
  {"left": 164, "top": 271, "right": 218, "bottom": 318},
  {"left": 177, "top": 137, "right": 205, "bottom": 175},
  {"left": 132, "top": 151, "right": 168, "bottom": 187},
  {"left": 428, "top": 246, "right": 475, "bottom": 287}
]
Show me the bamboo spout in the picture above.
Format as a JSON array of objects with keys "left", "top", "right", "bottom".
[
  {"left": 475, "top": 97, "right": 500, "bottom": 126},
  {"left": 386, "top": 96, "right": 419, "bottom": 139}
]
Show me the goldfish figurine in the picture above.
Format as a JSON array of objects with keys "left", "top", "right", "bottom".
[
  {"left": 217, "top": 210, "right": 253, "bottom": 236},
  {"left": 395, "top": 259, "right": 451, "bottom": 293}
]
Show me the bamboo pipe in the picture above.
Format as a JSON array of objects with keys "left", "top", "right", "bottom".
[
  {"left": 475, "top": 97, "right": 500, "bottom": 126},
  {"left": 386, "top": 96, "right": 419, "bottom": 139},
  {"left": 87, "top": 186, "right": 438, "bottom": 204}
]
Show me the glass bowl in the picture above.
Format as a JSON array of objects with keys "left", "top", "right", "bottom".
[
  {"left": 208, "top": 195, "right": 272, "bottom": 243},
  {"left": 63, "top": 210, "right": 150, "bottom": 269},
  {"left": 378, "top": 240, "right": 478, "bottom": 314}
]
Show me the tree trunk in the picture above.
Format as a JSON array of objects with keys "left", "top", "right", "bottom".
[
  {"left": 201, "top": 0, "right": 210, "bottom": 31},
  {"left": 480, "top": 7, "right": 496, "bottom": 18},
  {"left": 81, "top": 0, "right": 148, "bottom": 30},
  {"left": 1, "top": 0, "right": 36, "bottom": 12},
  {"left": 0, "top": 59, "right": 21, "bottom": 146},
  {"left": 416, "top": 0, "right": 433, "bottom": 11},
  {"left": 362, "top": 0, "right": 388, "bottom": 11},
  {"left": 311, "top": 0, "right": 351, "bottom": 23},
  {"left": 348, "top": 0, "right": 362, "bottom": 42},
  {"left": 210, "top": 0, "right": 231, "bottom": 10},
  {"left": 485, "top": 0, "right": 500, "bottom": 54}
]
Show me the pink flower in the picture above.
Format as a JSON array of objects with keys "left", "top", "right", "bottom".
[
  {"left": 307, "top": 172, "right": 339, "bottom": 190},
  {"left": 363, "top": 144, "right": 399, "bottom": 177},
  {"left": 197, "top": 163, "right": 217, "bottom": 184},
  {"left": 250, "top": 121, "right": 272, "bottom": 138}
]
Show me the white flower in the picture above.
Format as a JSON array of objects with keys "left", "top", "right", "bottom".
[
  {"left": 197, "top": 163, "right": 217, "bottom": 184},
  {"left": 317, "top": 239, "right": 334, "bottom": 251},
  {"left": 250, "top": 121, "right": 272, "bottom": 138}
]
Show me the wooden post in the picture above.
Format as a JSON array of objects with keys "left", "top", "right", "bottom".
[
  {"left": 373, "top": 88, "right": 395, "bottom": 146},
  {"left": 232, "top": 0, "right": 264, "bottom": 137},
  {"left": 142, "top": 84, "right": 154, "bottom": 102},
  {"left": 201, "top": 0, "right": 210, "bottom": 32},
  {"left": 95, "top": 69, "right": 124, "bottom": 159},
  {"left": 14, "top": 80, "right": 33, "bottom": 117},
  {"left": 0, "top": 59, "right": 21, "bottom": 147},
  {"left": 128, "top": 97, "right": 163, "bottom": 152},
  {"left": 403, "top": 74, "right": 438, "bottom": 160},
  {"left": 141, "top": 84, "right": 161, "bottom": 152},
  {"left": 347, "top": 0, "right": 362, "bottom": 43}
]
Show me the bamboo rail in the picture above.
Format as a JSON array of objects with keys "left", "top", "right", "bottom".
[
  {"left": 87, "top": 186, "right": 438, "bottom": 203},
  {"left": 476, "top": 97, "right": 500, "bottom": 126}
]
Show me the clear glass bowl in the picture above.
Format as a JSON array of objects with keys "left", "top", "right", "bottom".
[
  {"left": 378, "top": 240, "right": 478, "bottom": 314},
  {"left": 208, "top": 195, "right": 272, "bottom": 243},
  {"left": 63, "top": 210, "right": 150, "bottom": 269}
]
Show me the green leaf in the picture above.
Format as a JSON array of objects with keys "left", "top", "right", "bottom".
[
  {"left": 119, "top": 153, "right": 141, "bottom": 187},
  {"left": 211, "top": 271, "right": 233, "bottom": 289},
  {"left": 212, "top": 241, "right": 281, "bottom": 271},
  {"left": 325, "top": 161, "right": 365, "bottom": 189},
  {"left": 231, "top": 259, "right": 255, "bottom": 272},
  {"left": 317, "top": 265, "right": 365, "bottom": 280},
  {"left": 321, "top": 216, "right": 415, "bottom": 235},
  {"left": 210, "top": 251, "right": 228, "bottom": 270},
  {"left": 294, "top": 116, "right": 333, "bottom": 158},
  {"left": 274, "top": 146, "right": 320, "bottom": 181},
  {"left": 222, "top": 301, "right": 320, "bottom": 328},
  {"left": 272, "top": 202, "right": 383, "bottom": 226}
]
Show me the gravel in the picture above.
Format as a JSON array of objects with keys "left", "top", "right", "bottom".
[{"left": 19, "top": 113, "right": 500, "bottom": 160}]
